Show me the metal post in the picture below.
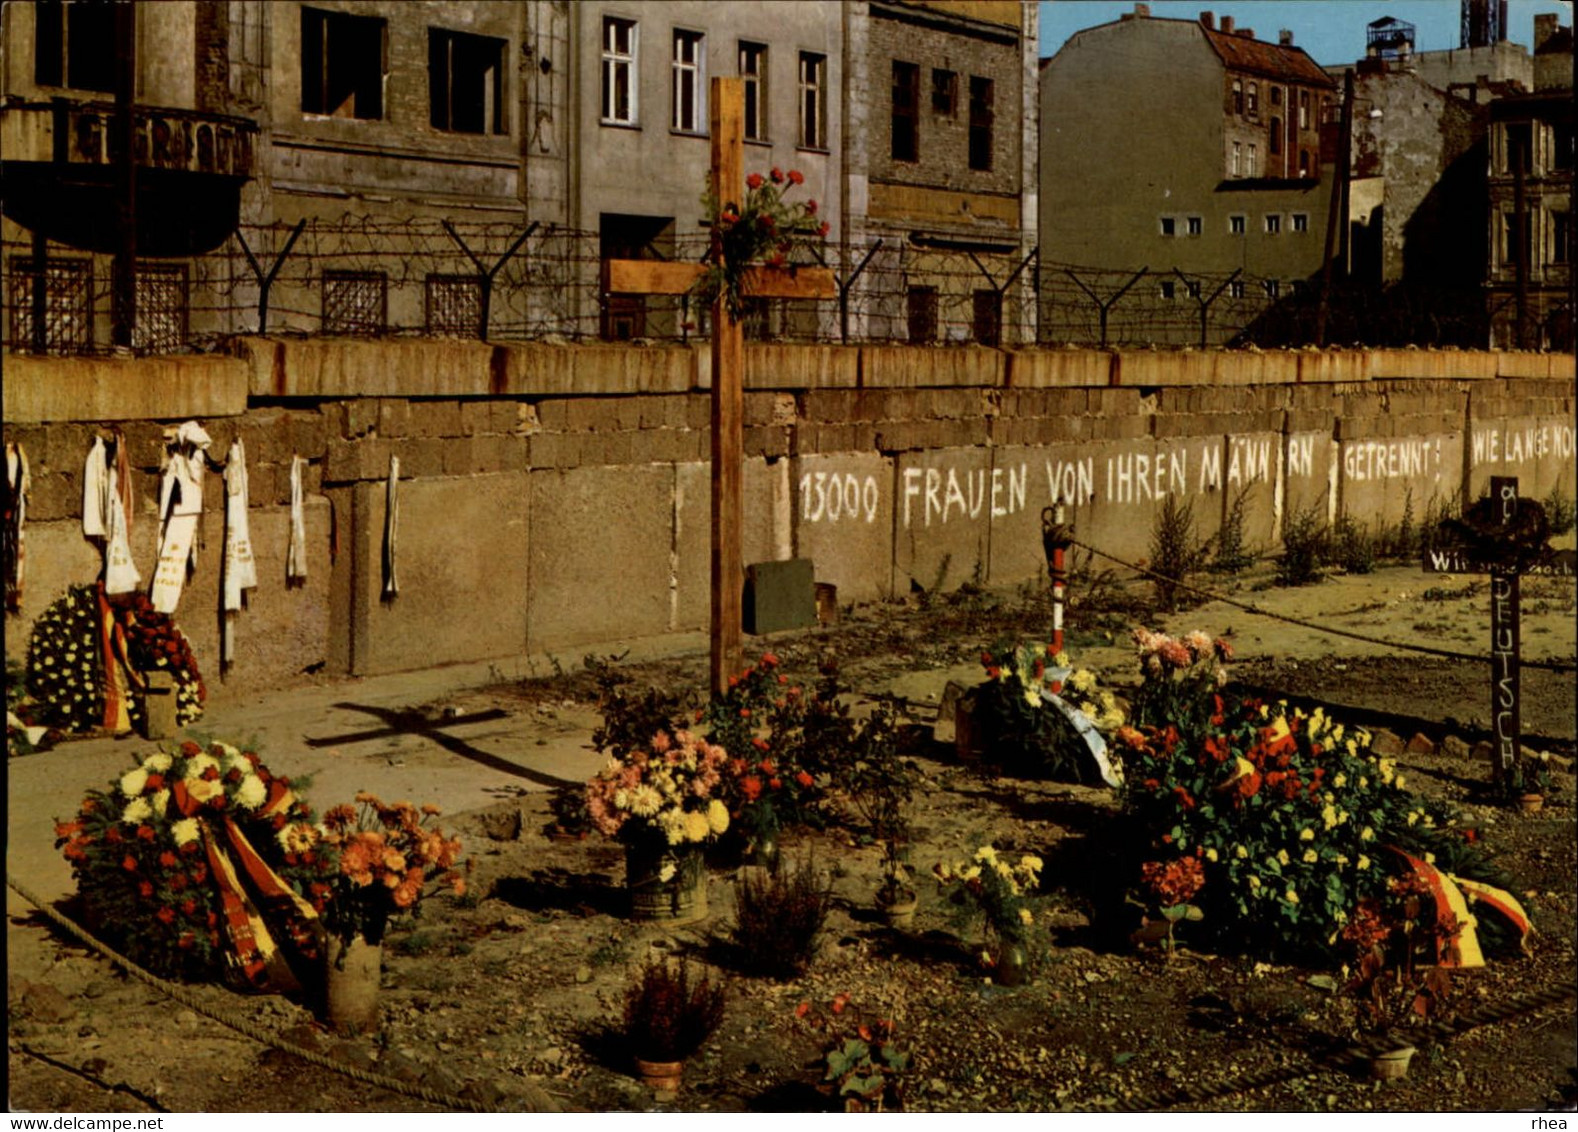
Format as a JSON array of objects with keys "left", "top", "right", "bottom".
[
  {"left": 1512, "top": 144, "right": 1529, "bottom": 349},
  {"left": 838, "top": 239, "right": 882, "bottom": 344},
  {"left": 30, "top": 229, "right": 48, "bottom": 354},
  {"left": 1042, "top": 504, "right": 1072, "bottom": 672},
  {"left": 110, "top": 2, "right": 138, "bottom": 350}
]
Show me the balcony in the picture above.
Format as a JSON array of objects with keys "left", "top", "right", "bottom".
[{"left": 0, "top": 98, "right": 258, "bottom": 255}]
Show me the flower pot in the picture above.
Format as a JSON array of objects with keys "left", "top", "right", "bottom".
[
  {"left": 634, "top": 1057, "right": 684, "bottom": 1093},
  {"left": 876, "top": 892, "right": 918, "bottom": 930},
  {"left": 324, "top": 932, "right": 381, "bottom": 1036},
  {"left": 993, "top": 942, "right": 1029, "bottom": 987},
  {"left": 626, "top": 844, "right": 707, "bottom": 923},
  {"left": 1368, "top": 1046, "right": 1416, "bottom": 1081},
  {"left": 1517, "top": 793, "right": 1544, "bottom": 814}
]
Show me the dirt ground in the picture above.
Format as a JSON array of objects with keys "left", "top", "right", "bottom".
[{"left": 7, "top": 561, "right": 1576, "bottom": 1114}]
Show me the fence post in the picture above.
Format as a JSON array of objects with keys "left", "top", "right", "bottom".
[
  {"left": 1066, "top": 266, "right": 1147, "bottom": 349},
  {"left": 236, "top": 219, "right": 305, "bottom": 335},
  {"left": 443, "top": 220, "right": 538, "bottom": 340},
  {"left": 838, "top": 239, "right": 883, "bottom": 344}
]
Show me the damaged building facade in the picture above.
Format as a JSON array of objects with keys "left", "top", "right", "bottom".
[{"left": 1, "top": 0, "right": 1040, "bottom": 353}]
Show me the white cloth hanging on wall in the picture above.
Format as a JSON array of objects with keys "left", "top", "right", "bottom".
[
  {"left": 5, "top": 442, "right": 30, "bottom": 611},
  {"left": 381, "top": 455, "right": 399, "bottom": 600},
  {"left": 81, "top": 435, "right": 140, "bottom": 593},
  {"left": 221, "top": 438, "right": 258, "bottom": 667},
  {"left": 286, "top": 455, "right": 308, "bottom": 583},
  {"left": 82, "top": 437, "right": 108, "bottom": 538},
  {"left": 151, "top": 422, "right": 212, "bottom": 614}
]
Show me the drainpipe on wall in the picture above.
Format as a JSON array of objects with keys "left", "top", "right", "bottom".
[{"left": 111, "top": 2, "right": 138, "bottom": 350}]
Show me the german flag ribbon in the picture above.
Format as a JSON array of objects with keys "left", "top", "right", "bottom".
[
  {"left": 200, "top": 820, "right": 301, "bottom": 994},
  {"left": 222, "top": 815, "right": 322, "bottom": 965},
  {"left": 95, "top": 585, "right": 133, "bottom": 734},
  {"left": 1387, "top": 847, "right": 1483, "bottom": 968}
]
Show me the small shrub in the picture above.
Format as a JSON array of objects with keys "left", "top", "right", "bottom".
[
  {"left": 1210, "top": 485, "right": 1257, "bottom": 575},
  {"left": 731, "top": 856, "right": 833, "bottom": 979},
  {"left": 1150, "top": 495, "right": 1206, "bottom": 611},
  {"left": 1545, "top": 484, "right": 1576, "bottom": 538},
  {"left": 1328, "top": 515, "right": 1376, "bottom": 574},
  {"left": 1276, "top": 503, "right": 1327, "bottom": 586},
  {"left": 623, "top": 958, "right": 726, "bottom": 1062}
]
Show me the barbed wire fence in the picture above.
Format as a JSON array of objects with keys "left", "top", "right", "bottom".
[{"left": 0, "top": 216, "right": 1508, "bottom": 356}]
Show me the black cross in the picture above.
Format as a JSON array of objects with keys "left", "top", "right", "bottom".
[{"left": 305, "top": 703, "right": 580, "bottom": 790}]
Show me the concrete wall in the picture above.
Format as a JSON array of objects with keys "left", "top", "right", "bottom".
[{"left": 4, "top": 341, "right": 1573, "bottom": 705}]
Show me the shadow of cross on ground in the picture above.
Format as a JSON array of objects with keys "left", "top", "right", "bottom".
[{"left": 304, "top": 703, "right": 582, "bottom": 790}]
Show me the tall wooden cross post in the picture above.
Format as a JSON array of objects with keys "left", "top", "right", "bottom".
[{"left": 603, "top": 78, "right": 835, "bottom": 695}]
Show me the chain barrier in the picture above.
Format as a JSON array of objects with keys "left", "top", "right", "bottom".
[
  {"left": 1067, "top": 536, "right": 1578, "bottom": 674},
  {"left": 5, "top": 872, "right": 559, "bottom": 1114}
]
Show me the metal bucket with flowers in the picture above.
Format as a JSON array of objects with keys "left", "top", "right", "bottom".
[{"left": 586, "top": 729, "right": 733, "bottom": 922}]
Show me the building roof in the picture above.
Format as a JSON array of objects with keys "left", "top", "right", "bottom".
[{"left": 1202, "top": 27, "right": 1335, "bottom": 87}]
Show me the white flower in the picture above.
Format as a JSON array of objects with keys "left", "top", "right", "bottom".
[
  {"left": 184, "top": 753, "right": 219, "bottom": 780},
  {"left": 707, "top": 799, "right": 730, "bottom": 835},
  {"left": 235, "top": 774, "right": 267, "bottom": 810},
  {"left": 149, "top": 789, "right": 171, "bottom": 818},
  {"left": 120, "top": 767, "right": 149, "bottom": 798},
  {"left": 1019, "top": 907, "right": 1034, "bottom": 925},
  {"left": 144, "top": 753, "right": 174, "bottom": 773},
  {"left": 121, "top": 796, "right": 153, "bottom": 825},
  {"left": 658, "top": 861, "right": 677, "bottom": 883},
  {"left": 658, "top": 806, "right": 688, "bottom": 845},
  {"left": 628, "top": 785, "right": 662, "bottom": 817}
]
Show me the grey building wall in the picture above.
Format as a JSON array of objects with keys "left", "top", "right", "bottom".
[{"left": 1040, "top": 13, "right": 1335, "bottom": 344}]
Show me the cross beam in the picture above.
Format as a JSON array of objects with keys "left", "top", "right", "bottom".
[{"left": 602, "top": 78, "right": 835, "bottom": 696}]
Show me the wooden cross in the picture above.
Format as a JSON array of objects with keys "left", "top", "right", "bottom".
[
  {"left": 603, "top": 77, "right": 836, "bottom": 695},
  {"left": 1421, "top": 475, "right": 1575, "bottom": 792}
]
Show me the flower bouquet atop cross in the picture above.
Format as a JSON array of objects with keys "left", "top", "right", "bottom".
[{"left": 696, "top": 166, "right": 830, "bottom": 321}]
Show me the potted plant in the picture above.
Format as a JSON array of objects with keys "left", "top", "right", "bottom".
[
  {"left": 822, "top": 1017, "right": 910, "bottom": 1112},
  {"left": 316, "top": 792, "right": 466, "bottom": 1034},
  {"left": 1340, "top": 877, "right": 1456, "bottom": 1080},
  {"left": 829, "top": 702, "right": 919, "bottom": 926},
  {"left": 934, "top": 845, "right": 1043, "bottom": 985},
  {"left": 1507, "top": 754, "right": 1554, "bottom": 813},
  {"left": 623, "top": 957, "right": 726, "bottom": 1094},
  {"left": 1130, "top": 855, "right": 1206, "bottom": 959},
  {"left": 585, "top": 729, "right": 733, "bottom": 921}
]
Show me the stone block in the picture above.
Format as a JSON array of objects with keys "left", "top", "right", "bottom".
[
  {"left": 377, "top": 399, "right": 412, "bottom": 439},
  {"left": 410, "top": 401, "right": 464, "bottom": 439},
  {"left": 289, "top": 411, "right": 330, "bottom": 458},
  {"left": 1370, "top": 729, "right": 1406, "bottom": 758},
  {"left": 2, "top": 353, "right": 249, "bottom": 423},
  {"left": 526, "top": 432, "right": 580, "bottom": 470},
  {"left": 460, "top": 401, "right": 492, "bottom": 436},
  {"left": 347, "top": 399, "right": 380, "bottom": 438},
  {"left": 743, "top": 559, "right": 816, "bottom": 635},
  {"left": 324, "top": 437, "right": 394, "bottom": 484},
  {"left": 673, "top": 459, "right": 785, "bottom": 631}
]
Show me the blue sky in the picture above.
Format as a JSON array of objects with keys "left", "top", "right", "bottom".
[{"left": 1040, "top": 0, "right": 1574, "bottom": 65}]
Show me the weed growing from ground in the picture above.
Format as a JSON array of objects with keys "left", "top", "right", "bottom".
[
  {"left": 730, "top": 856, "right": 833, "bottom": 980},
  {"left": 1277, "top": 503, "right": 1327, "bottom": 586},
  {"left": 1210, "top": 485, "right": 1258, "bottom": 575},
  {"left": 1150, "top": 494, "right": 1206, "bottom": 611},
  {"left": 1329, "top": 515, "right": 1376, "bottom": 574},
  {"left": 1545, "top": 484, "right": 1576, "bottom": 539}
]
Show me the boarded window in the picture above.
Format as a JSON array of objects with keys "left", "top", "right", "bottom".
[
  {"left": 429, "top": 29, "right": 504, "bottom": 134},
  {"left": 426, "top": 274, "right": 482, "bottom": 337},
  {"left": 906, "top": 286, "right": 936, "bottom": 344},
  {"left": 968, "top": 76, "right": 994, "bottom": 171},
  {"left": 891, "top": 61, "right": 919, "bottom": 162},
  {"left": 301, "top": 7, "right": 385, "bottom": 119},
  {"left": 6, "top": 256, "right": 93, "bottom": 354},
  {"left": 323, "top": 270, "right": 387, "bottom": 336},
  {"left": 972, "top": 289, "right": 1001, "bottom": 346},
  {"left": 34, "top": 0, "right": 115, "bottom": 91},
  {"left": 932, "top": 68, "right": 957, "bottom": 115},
  {"left": 133, "top": 263, "right": 188, "bottom": 354}
]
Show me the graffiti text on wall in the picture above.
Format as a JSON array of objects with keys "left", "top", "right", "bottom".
[
  {"left": 1341, "top": 438, "right": 1442, "bottom": 482},
  {"left": 901, "top": 465, "right": 1028, "bottom": 527},
  {"left": 1471, "top": 425, "right": 1576, "bottom": 467}
]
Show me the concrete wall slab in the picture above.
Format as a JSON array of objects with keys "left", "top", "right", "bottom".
[
  {"left": 673, "top": 459, "right": 785, "bottom": 632},
  {"left": 893, "top": 448, "right": 992, "bottom": 594},
  {"left": 790, "top": 452, "right": 896, "bottom": 603},
  {"left": 350, "top": 474, "right": 528, "bottom": 675}
]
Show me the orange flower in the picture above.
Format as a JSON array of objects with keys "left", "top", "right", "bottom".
[{"left": 741, "top": 776, "right": 762, "bottom": 802}]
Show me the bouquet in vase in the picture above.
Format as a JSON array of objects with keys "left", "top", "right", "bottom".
[{"left": 586, "top": 729, "right": 733, "bottom": 874}]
